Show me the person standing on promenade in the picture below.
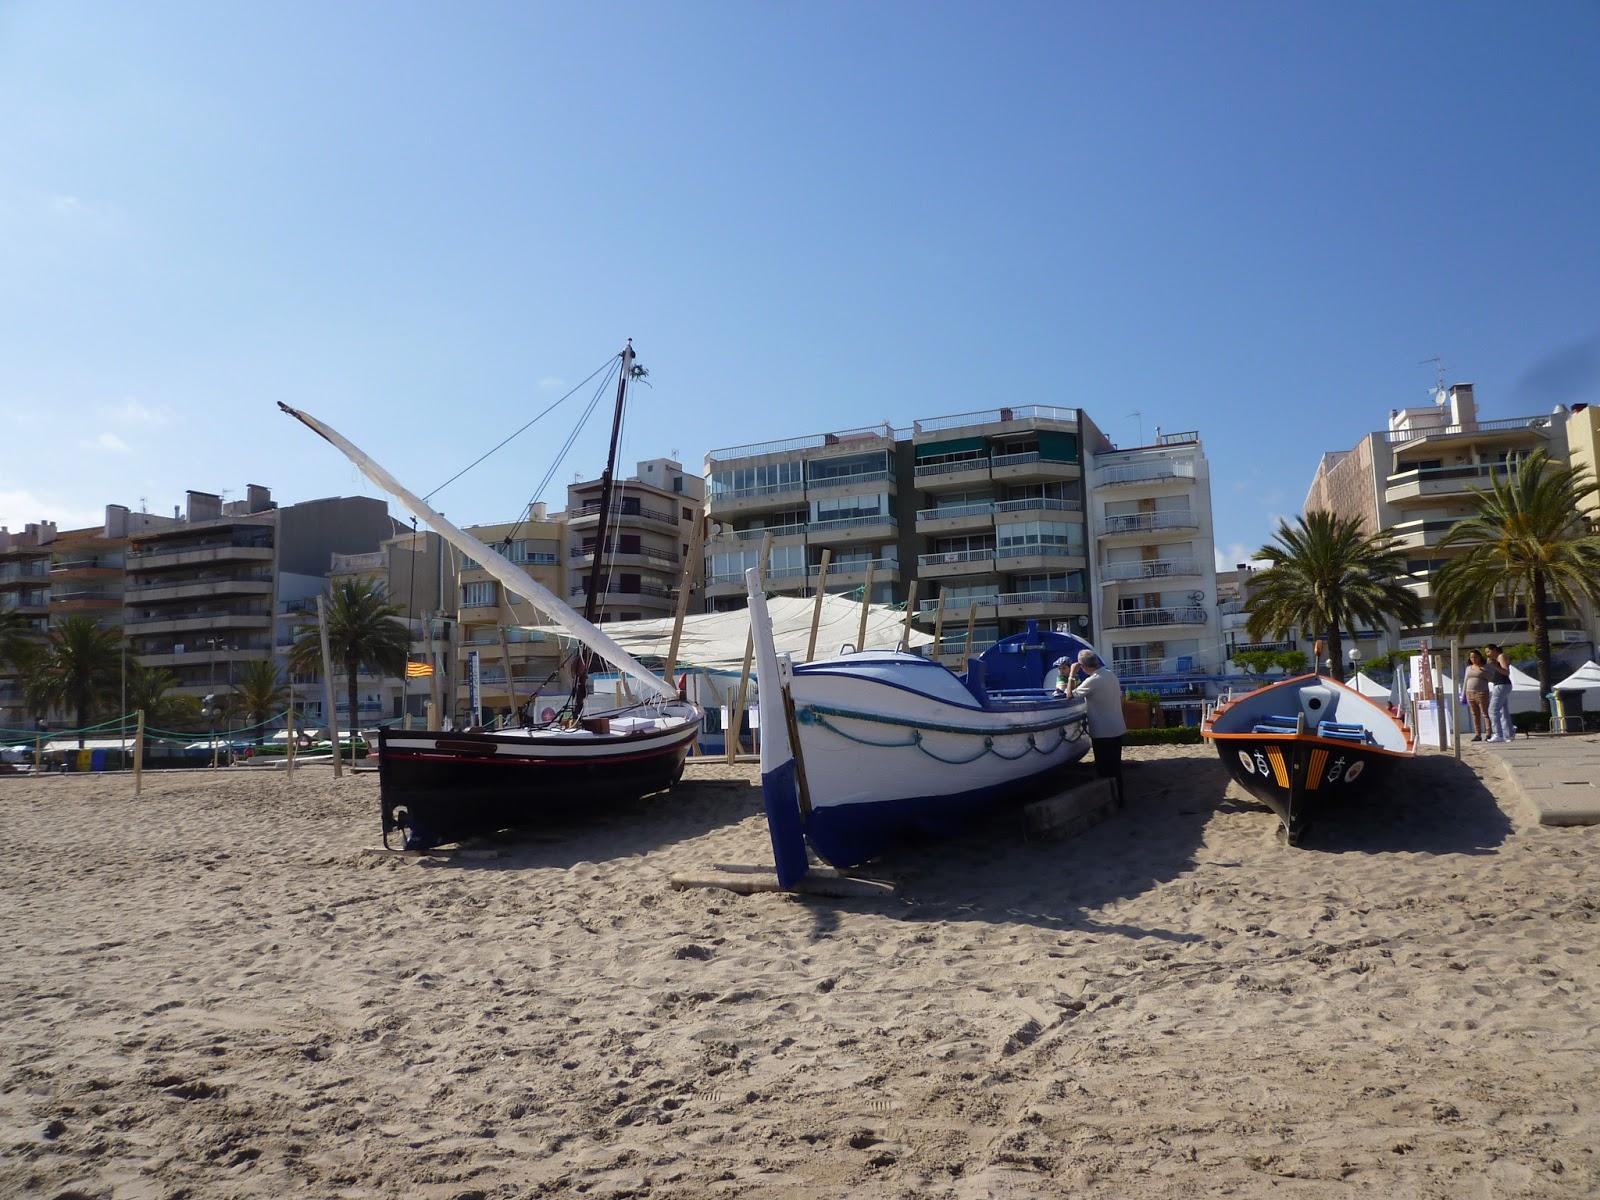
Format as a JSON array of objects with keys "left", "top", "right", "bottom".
[
  {"left": 1060, "top": 650, "right": 1127, "bottom": 798},
  {"left": 1483, "top": 643, "right": 1515, "bottom": 743},
  {"left": 1461, "top": 649, "right": 1491, "bottom": 741}
]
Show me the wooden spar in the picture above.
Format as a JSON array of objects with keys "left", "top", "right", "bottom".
[
  {"left": 725, "top": 531, "right": 773, "bottom": 763},
  {"left": 1432, "top": 648, "right": 1446, "bottom": 751},
  {"left": 663, "top": 500, "right": 706, "bottom": 683},
  {"left": 498, "top": 625, "right": 520, "bottom": 721},
  {"left": 898, "top": 580, "right": 919, "bottom": 652},
  {"left": 285, "top": 702, "right": 295, "bottom": 772},
  {"left": 316, "top": 593, "right": 343, "bottom": 779},
  {"left": 965, "top": 602, "right": 978, "bottom": 660},
  {"left": 805, "top": 548, "right": 831, "bottom": 662},
  {"left": 857, "top": 560, "right": 876, "bottom": 651},
  {"left": 1450, "top": 637, "right": 1461, "bottom": 758},
  {"left": 575, "top": 342, "right": 636, "bottom": 720},
  {"left": 932, "top": 591, "right": 946, "bottom": 661},
  {"left": 133, "top": 709, "right": 145, "bottom": 796}
]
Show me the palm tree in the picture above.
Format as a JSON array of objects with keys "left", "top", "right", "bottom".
[
  {"left": 26, "top": 616, "right": 122, "bottom": 747},
  {"left": 0, "top": 610, "right": 36, "bottom": 669},
  {"left": 290, "top": 579, "right": 409, "bottom": 764},
  {"left": 125, "top": 660, "right": 202, "bottom": 760},
  {"left": 1245, "top": 511, "right": 1423, "bottom": 682},
  {"left": 231, "top": 658, "right": 289, "bottom": 744},
  {"left": 1433, "top": 452, "right": 1600, "bottom": 694}
]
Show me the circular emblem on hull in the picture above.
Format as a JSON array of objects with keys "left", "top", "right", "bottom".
[
  {"left": 1344, "top": 760, "right": 1365, "bottom": 783},
  {"left": 1238, "top": 750, "right": 1255, "bottom": 773}
]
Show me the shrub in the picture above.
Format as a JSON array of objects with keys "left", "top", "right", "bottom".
[
  {"left": 1512, "top": 711, "right": 1549, "bottom": 734},
  {"left": 1123, "top": 725, "right": 1203, "bottom": 745},
  {"left": 1124, "top": 689, "right": 1162, "bottom": 705}
]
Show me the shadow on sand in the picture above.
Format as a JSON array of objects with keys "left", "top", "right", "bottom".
[{"left": 1301, "top": 751, "right": 1513, "bottom": 856}]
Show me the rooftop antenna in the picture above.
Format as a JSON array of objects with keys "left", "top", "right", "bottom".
[
  {"left": 1419, "top": 356, "right": 1446, "bottom": 400},
  {"left": 1126, "top": 410, "right": 1143, "bottom": 445}
]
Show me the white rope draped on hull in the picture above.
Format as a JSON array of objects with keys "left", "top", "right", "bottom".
[{"left": 277, "top": 401, "right": 679, "bottom": 703}]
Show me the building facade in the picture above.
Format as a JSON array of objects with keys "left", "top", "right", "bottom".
[{"left": 567, "top": 459, "right": 704, "bottom": 625}]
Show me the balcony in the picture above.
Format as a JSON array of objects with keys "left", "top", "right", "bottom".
[
  {"left": 1387, "top": 519, "right": 1457, "bottom": 551},
  {"left": 805, "top": 514, "right": 897, "bottom": 545},
  {"left": 1095, "top": 459, "right": 1197, "bottom": 487},
  {"left": 994, "top": 544, "right": 1087, "bottom": 573},
  {"left": 123, "top": 613, "right": 274, "bottom": 636},
  {"left": 916, "top": 593, "right": 999, "bottom": 622},
  {"left": 915, "top": 502, "right": 995, "bottom": 535},
  {"left": 989, "top": 452, "right": 1080, "bottom": 485},
  {"left": 707, "top": 480, "right": 808, "bottom": 515},
  {"left": 707, "top": 425, "right": 899, "bottom": 465},
  {"left": 1098, "top": 511, "right": 1200, "bottom": 538},
  {"left": 805, "top": 468, "right": 895, "bottom": 498},
  {"left": 1111, "top": 606, "right": 1208, "bottom": 630},
  {"left": 127, "top": 544, "right": 274, "bottom": 572},
  {"left": 49, "top": 590, "right": 123, "bottom": 613},
  {"left": 1383, "top": 414, "right": 1557, "bottom": 445},
  {"left": 996, "top": 589, "right": 1089, "bottom": 617},
  {"left": 0, "top": 562, "right": 50, "bottom": 582},
  {"left": 1099, "top": 558, "right": 1201, "bottom": 583},
  {"left": 568, "top": 501, "right": 680, "bottom": 530},
  {"left": 729, "top": 524, "right": 807, "bottom": 543},
  {"left": 993, "top": 497, "right": 1082, "bottom": 518},
  {"left": 1384, "top": 463, "right": 1516, "bottom": 505},
  {"left": 813, "top": 558, "right": 899, "bottom": 587},
  {"left": 704, "top": 564, "right": 811, "bottom": 598},
  {"left": 917, "top": 547, "right": 996, "bottom": 578},
  {"left": 50, "top": 559, "right": 123, "bottom": 577},
  {"left": 569, "top": 544, "right": 683, "bottom": 572},
  {"left": 913, "top": 406, "right": 1079, "bottom": 438},
  {"left": 913, "top": 457, "right": 991, "bottom": 491},
  {"left": 129, "top": 577, "right": 274, "bottom": 604}
]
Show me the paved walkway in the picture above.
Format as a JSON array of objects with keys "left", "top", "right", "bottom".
[{"left": 1466, "top": 732, "right": 1600, "bottom": 825}]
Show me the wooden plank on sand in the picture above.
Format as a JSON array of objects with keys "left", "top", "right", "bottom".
[{"left": 671, "top": 864, "right": 895, "bottom": 898}]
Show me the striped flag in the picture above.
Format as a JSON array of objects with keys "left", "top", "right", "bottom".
[{"left": 405, "top": 660, "right": 434, "bottom": 679}]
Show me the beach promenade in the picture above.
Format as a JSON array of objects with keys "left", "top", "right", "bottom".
[
  {"left": 2, "top": 747, "right": 1596, "bottom": 1198},
  {"left": 1474, "top": 733, "right": 1600, "bottom": 826}
]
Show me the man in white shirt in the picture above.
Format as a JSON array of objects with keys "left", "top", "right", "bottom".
[{"left": 1059, "top": 650, "right": 1127, "bottom": 798}]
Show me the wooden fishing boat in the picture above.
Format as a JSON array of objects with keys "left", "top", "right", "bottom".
[
  {"left": 279, "top": 341, "right": 704, "bottom": 850},
  {"left": 1202, "top": 673, "right": 1414, "bottom": 844},
  {"left": 745, "top": 571, "right": 1093, "bottom": 886}
]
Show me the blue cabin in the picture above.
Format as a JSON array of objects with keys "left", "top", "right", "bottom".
[{"left": 970, "top": 621, "right": 1096, "bottom": 698}]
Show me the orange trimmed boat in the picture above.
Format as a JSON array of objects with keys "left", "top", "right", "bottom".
[{"left": 1202, "top": 674, "right": 1415, "bottom": 844}]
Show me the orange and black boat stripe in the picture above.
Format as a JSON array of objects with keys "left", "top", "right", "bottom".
[
  {"left": 1306, "top": 748, "right": 1328, "bottom": 791},
  {"left": 1265, "top": 746, "right": 1289, "bottom": 788}
]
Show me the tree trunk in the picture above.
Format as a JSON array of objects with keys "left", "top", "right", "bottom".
[
  {"left": 1325, "top": 624, "right": 1345, "bottom": 682},
  {"left": 1529, "top": 571, "right": 1553, "bottom": 696},
  {"left": 346, "top": 657, "right": 361, "bottom": 769},
  {"left": 76, "top": 698, "right": 88, "bottom": 750}
]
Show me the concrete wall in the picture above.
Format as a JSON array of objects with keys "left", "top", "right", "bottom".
[{"left": 276, "top": 496, "right": 400, "bottom": 577}]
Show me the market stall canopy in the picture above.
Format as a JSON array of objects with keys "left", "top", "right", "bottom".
[
  {"left": 1350, "top": 671, "right": 1391, "bottom": 698},
  {"left": 1553, "top": 660, "right": 1600, "bottom": 709},
  {"left": 519, "top": 594, "right": 932, "bottom": 674}
]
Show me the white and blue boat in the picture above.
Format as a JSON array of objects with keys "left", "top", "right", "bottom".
[{"left": 746, "top": 569, "right": 1093, "bottom": 886}]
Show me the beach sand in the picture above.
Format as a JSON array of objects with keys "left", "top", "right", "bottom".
[{"left": 2, "top": 745, "right": 1596, "bottom": 1198}]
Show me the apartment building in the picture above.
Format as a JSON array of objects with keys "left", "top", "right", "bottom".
[
  {"left": 1083, "top": 426, "right": 1221, "bottom": 687},
  {"left": 125, "top": 486, "right": 398, "bottom": 699},
  {"left": 567, "top": 459, "right": 704, "bottom": 624},
  {"left": 0, "top": 524, "right": 54, "bottom": 729},
  {"left": 454, "top": 508, "right": 567, "bottom": 723},
  {"left": 1303, "top": 384, "right": 1597, "bottom": 660},
  {"left": 704, "top": 408, "right": 1223, "bottom": 685}
]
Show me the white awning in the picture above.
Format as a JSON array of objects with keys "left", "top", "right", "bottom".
[
  {"left": 1553, "top": 660, "right": 1600, "bottom": 708},
  {"left": 1350, "top": 671, "right": 1391, "bottom": 698}
]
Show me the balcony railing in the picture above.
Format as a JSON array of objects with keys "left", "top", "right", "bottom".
[
  {"left": 931, "top": 638, "right": 999, "bottom": 657},
  {"left": 569, "top": 544, "right": 681, "bottom": 566},
  {"left": 1383, "top": 415, "right": 1556, "bottom": 444},
  {"left": 997, "top": 589, "right": 1087, "bottom": 608},
  {"left": 571, "top": 501, "right": 678, "bottom": 528},
  {"left": 1100, "top": 558, "right": 1200, "bottom": 581},
  {"left": 1112, "top": 606, "right": 1208, "bottom": 629},
  {"left": 50, "top": 558, "right": 124, "bottom": 572},
  {"left": 806, "top": 468, "right": 893, "bottom": 489},
  {"left": 0, "top": 563, "right": 50, "bottom": 581},
  {"left": 917, "top": 593, "right": 999, "bottom": 613},
  {"left": 1096, "top": 460, "right": 1196, "bottom": 486},
  {"left": 913, "top": 405, "right": 1079, "bottom": 435},
  {"left": 711, "top": 480, "right": 807, "bottom": 504},
  {"left": 1157, "top": 430, "right": 1199, "bottom": 445},
  {"left": 128, "top": 537, "right": 272, "bottom": 558},
  {"left": 1385, "top": 463, "right": 1516, "bottom": 487},
  {"left": 918, "top": 548, "right": 995, "bottom": 568},
  {"left": 812, "top": 557, "right": 896, "bottom": 578},
  {"left": 569, "top": 582, "right": 674, "bottom": 600},
  {"left": 707, "top": 424, "right": 901, "bottom": 463},
  {"left": 993, "top": 497, "right": 1082, "bottom": 515},
  {"left": 996, "top": 542, "right": 1081, "bottom": 560},
  {"left": 731, "top": 525, "right": 806, "bottom": 541},
  {"left": 916, "top": 502, "right": 995, "bottom": 521},
  {"left": 914, "top": 457, "right": 989, "bottom": 478},
  {"left": 991, "top": 451, "right": 1077, "bottom": 470},
  {"left": 1099, "top": 511, "right": 1199, "bottom": 535},
  {"left": 807, "top": 513, "right": 896, "bottom": 534}
]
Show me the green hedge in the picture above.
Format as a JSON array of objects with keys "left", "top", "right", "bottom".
[{"left": 1123, "top": 725, "right": 1203, "bottom": 746}]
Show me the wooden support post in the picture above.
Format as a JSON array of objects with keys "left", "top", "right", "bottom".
[
  {"left": 805, "top": 548, "right": 831, "bottom": 662},
  {"left": 898, "top": 580, "right": 919, "bottom": 652},
  {"left": 1432, "top": 649, "right": 1446, "bottom": 752},
  {"left": 34, "top": 733, "right": 42, "bottom": 774},
  {"left": 932, "top": 591, "right": 946, "bottom": 662},
  {"left": 133, "top": 709, "right": 145, "bottom": 796},
  {"left": 498, "top": 625, "right": 520, "bottom": 722},
  {"left": 663, "top": 501, "right": 706, "bottom": 682},
  {"left": 1450, "top": 637, "right": 1461, "bottom": 759},
  {"left": 285, "top": 703, "right": 296, "bottom": 773},
  {"left": 316, "top": 593, "right": 343, "bottom": 779},
  {"left": 856, "top": 560, "right": 876, "bottom": 651},
  {"left": 965, "top": 603, "right": 978, "bottom": 660},
  {"left": 427, "top": 618, "right": 443, "bottom": 732},
  {"left": 725, "top": 533, "right": 773, "bottom": 763}
]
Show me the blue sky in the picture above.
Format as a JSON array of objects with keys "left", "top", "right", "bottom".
[{"left": 3, "top": 2, "right": 1597, "bottom": 567}]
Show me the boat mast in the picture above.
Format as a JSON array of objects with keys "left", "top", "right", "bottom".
[{"left": 575, "top": 340, "right": 636, "bottom": 715}]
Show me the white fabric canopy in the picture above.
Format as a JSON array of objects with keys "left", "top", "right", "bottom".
[
  {"left": 521, "top": 594, "right": 932, "bottom": 674},
  {"left": 1553, "top": 660, "right": 1600, "bottom": 709},
  {"left": 1350, "top": 671, "right": 1391, "bottom": 698},
  {"left": 1507, "top": 664, "right": 1542, "bottom": 691}
]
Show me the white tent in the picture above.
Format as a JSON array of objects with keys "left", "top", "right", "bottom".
[
  {"left": 1506, "top": 664, "right": 1546, "bottom": 714},
  {"left": 1553, "top": 660, "right": 1600, "bottom": 710},
  {"left": 1351, "top": 671, "right": 1392, "bottom": 699},
  {"left": 520, "top": 594, "right": 932, "bottom": 674}
]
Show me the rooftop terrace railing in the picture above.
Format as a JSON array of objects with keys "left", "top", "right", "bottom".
[
  {"left": 707, "top": 424, "right": 902, "bottom": 463},
  {"left": 912, "top": 406, "right": 1079, "bottom": 436},
  {"left": 1096, "top": 460, "right": 1197, "bottom": 486},
  {"left": 1383, "top": 415, "right": 1556, "bottom": 443}
]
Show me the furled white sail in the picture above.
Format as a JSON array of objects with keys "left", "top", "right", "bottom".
[{"left": 278, "top": 402, "right": 678, "bottom": 702}]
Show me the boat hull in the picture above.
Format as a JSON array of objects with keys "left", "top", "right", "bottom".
[
  {"left": 1210, "top": 733, "right": 1400, "bottom": 842},
  {"left": 377, "top": 716, "right": 698, "bottom": 849},
  {"left": 788, "top": 667, "right": 1091, "bottom": 868}
]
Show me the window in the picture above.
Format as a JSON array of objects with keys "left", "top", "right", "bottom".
[
  {"left": 461, "top": 581, "right": 497, "bottom": 608},
  {"left": 811, "top": 492, "right": 889, "bottom": 523},
  {"left": 710, "top": 460, "right": 802, "bottom": 498},
  {"left": 808, "top": 450, "right": 891, "bottom": 484},
  {"left": 673, "top": 477, "right": 685, "bottom": 494},
  {"left": 682, "top": 506, "right": 692, "bottom": 519},
  {"left": 997, "top": 520, "right": 1085, "bottom": 555}
]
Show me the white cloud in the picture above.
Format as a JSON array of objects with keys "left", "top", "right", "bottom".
[
  {"left": 537, "top": 376, "right": 565, "bottom": 392},
  {"left": 82, "top": 431, "right": 132, "bottom": 454},
  {"left": 1216, "top": 541, "right": 1269, "bottom": 572},
  {"left": 96, "top": 397, "right": 172, "bottom": 426},
  {"left": 0, "top": 489, "right": 106, "bottom": 533}
]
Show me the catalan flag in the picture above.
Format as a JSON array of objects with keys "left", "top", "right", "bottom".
[{"left": 405, "top": 660, "right": 435, "bottom": 679}]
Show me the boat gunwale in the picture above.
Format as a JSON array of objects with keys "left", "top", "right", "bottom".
[
  {"left": 378, "top": 713, "right": 701, "bottom": 750},
  {"left": 1202, "top": 671, "right": 1415, "bottom": 754}
]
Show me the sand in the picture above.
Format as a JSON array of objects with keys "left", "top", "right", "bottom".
[{"left": 2, "top": 745, "right": 1596, "bottom": 1199}]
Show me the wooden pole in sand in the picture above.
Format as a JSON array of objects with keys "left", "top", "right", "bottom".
[
  {"left": 285, "top": 703, "right": 296, "bottom": 773},
  {"left": 663, "top": 502, "right": 706, "bottom": 683},
  {"left": 856, "top": 560, "right": 876, "bottom": 651},
  {"left": 1432, "top": 647, "right": 1446, "bottom": 752},
  {"left": 725, "top": 532, "right": 773, "bottom": 763},
  {"left": 898, "top": 580, "right": 919, "bottom": 652},
  {"left": 1450, "top": 637, "right": 1461, "bottom": 759},
  {"left": 316, "top": 594, "right": 343, "bottom": 779},
  {"left": 427, "top": 617, "right": 443, "bottom": 732},
  {"left": 133, "top": 709, "right": 145, "bottom": 796},
  {"left": 498, "top": 625, "right": 521, "bottom": 722},
  {"left": 805, "top": 548, "right": 831, "bottom": 662},
  {"left": 932, "top": 591, "right": 946, "bottom": 662}
]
